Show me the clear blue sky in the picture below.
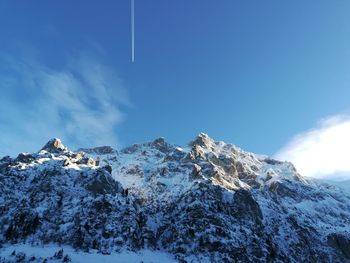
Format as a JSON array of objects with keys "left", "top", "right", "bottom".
[{"left": 1, "top": 0, "right": 350, "bottom": 156}]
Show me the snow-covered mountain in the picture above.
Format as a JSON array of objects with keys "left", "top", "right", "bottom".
[{"left": 0, "top": 134, "right": 350, "bottom": 262}]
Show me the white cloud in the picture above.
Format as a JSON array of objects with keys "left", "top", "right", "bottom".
[
  {"left": 0, "top": 51, "right": 129, "bottom": 156},
  {"left": 275, "top": 114, "right": 350, "bottom": 180}
]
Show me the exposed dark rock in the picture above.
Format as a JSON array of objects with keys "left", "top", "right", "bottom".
[
  {"left": 0, "top": 156, "right": 12, "bottom": 163},
  {"left": 150, "top": 137, "right": 172, "bottom": 153},
  {"left": 0, "top": 156, "right": 12, "bottom": 171},
  {"left": 85, "top": 169, "right": 121, "bottom": 196},
  {"left": 15, "top": 252, "right": 26, "bottom": 262},
  {"left": 190, "top": 164, "right": 202, "bottom": 179},
  {"left": 53, "top": 249, "right": 64, "bottom": 259},
  {"left": 269, "top": 181, "right": 298, "bottom": 200},
  {"left": 327, "top": 233, "right": 350, "bottom": 259},
  {"left": 103, "top": 164, "right": 113, "bottom": 174},
  {"left": 63, "top": 159, "right": 71, "bottom": 167},
  {"left": 233, "top": 189, "right": 263, "bottom": 223},
  {"left": 263, "top": 157, "right": 283, "bottom": 165},
  {"left": 5, "top": 211, "right": 40, "bottom": 241},
  {"left": 15, "top": 153, "right": 35, "bottom": 164}
]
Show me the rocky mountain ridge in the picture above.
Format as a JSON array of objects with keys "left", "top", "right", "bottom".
[{"left": 0, "top": 134, "right": 350, "bottom": 262}]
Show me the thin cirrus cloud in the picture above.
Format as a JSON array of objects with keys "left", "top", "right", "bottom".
[
  {"left": 0, "top": 51, "right": 130, "bottom": 156},
  {"left": 274, "top": 114, "right": 350, "bottom": 180}
]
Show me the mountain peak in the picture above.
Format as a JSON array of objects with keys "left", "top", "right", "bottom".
[
  {"left": 152, "top": 137, "right": 166, "bottom": 145},
  {"left": 40, "top": 138, "right": 68, "bottom": 153},
  {"left": 189, "top": 132, "right": 215, "bottom": 148}
]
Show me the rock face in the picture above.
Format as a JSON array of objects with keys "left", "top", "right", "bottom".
[
  {"left": 40, "top": 138, "right": 67, "bottom": 153},
  {"left": 1, "top": 135, "right": 350, "bottom": 262},
  {"left": 327, "top": 233, "right": 350, "bottom": 259}
]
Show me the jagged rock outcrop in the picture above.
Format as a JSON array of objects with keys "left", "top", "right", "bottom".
[
  {"left": 40, "top": 138, "right": 68, "bottom": 153},
  {"left": 0, "top": 135, "right": 350, "bottom": 262}
]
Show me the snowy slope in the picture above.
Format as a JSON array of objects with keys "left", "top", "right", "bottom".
[
  {"left": 0, "top": 244, "right": 176, "bottom": 263},
  {"left": 0, "top": 135, "right": 350, "bottom": 262}
]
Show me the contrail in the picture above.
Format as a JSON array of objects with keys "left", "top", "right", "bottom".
[{"left": 131, "top": 0, "right": 135, "bottom": 63}]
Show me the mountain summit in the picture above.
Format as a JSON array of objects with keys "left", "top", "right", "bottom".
[
  {"left": 0, "top": 135, "right": 349, "bottom": 262},
  {"left": 40, "top": 138, "right": 68, "bottom": 153},
  {"left": 189, "top": 132, "right": 215, "bottom": 148}
]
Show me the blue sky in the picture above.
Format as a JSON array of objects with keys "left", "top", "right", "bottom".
[{"left": 1, "top": 1, "right": 350, "bottom": 179}]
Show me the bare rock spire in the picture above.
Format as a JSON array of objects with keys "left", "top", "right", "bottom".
[{"left": 40, "top": 138, "right": 68, "bottom": 153}]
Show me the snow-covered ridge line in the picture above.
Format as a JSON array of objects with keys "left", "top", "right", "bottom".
[{"left": 0, "top": 133, "right": 350, "bottom": 262}]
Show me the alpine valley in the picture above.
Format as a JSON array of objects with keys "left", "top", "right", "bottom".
[{"left": 0, "top": 134, "right": 349, "bottom": 262}]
